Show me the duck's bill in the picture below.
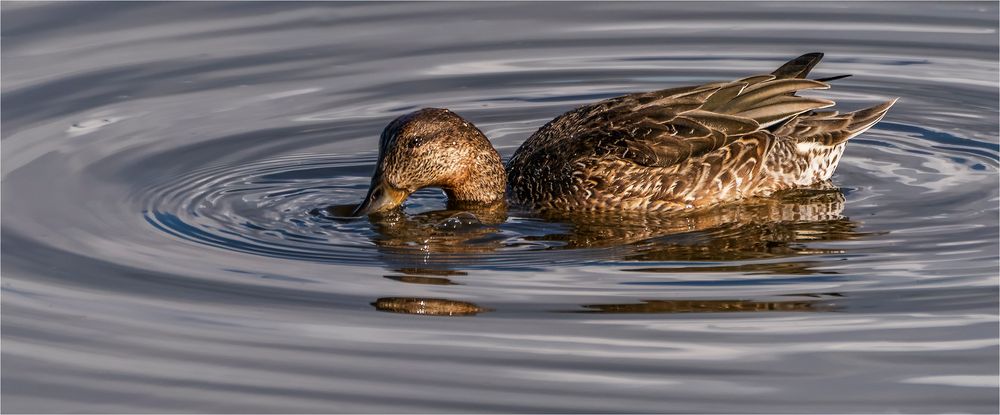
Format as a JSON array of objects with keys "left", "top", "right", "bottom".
[{"left": 352, "top": 183, "right": 408, "bottom": 216}]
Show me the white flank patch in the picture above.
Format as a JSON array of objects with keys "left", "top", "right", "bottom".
[{"left": 795, "top": 141, "right": 824, "bottom": 154}]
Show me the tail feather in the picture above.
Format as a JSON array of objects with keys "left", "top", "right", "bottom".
[
  {"left": 766, "top": 98, "right": 898, "bottom": 185},
  {"left": 705, "top": 53, "right": 836, "bottom": 128},
  {"left": 773, "top": 98, "right": 898, "bottom": 146},
  {"left": 814, "top": 74, "right": 852, "bottom": 83},
  {"left": 772, "top": 52, "right": 825, "bottom": 79},
  {"left": 845, "top": 98, "right": 898, "bottom": 137}
]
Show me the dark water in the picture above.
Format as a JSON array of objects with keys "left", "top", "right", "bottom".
[{"left": 3, "top": 2, "right": 998, "bottom": 413}]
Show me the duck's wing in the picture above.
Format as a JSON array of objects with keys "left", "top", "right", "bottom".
[
  {"left": 593, "top": 75, "right": 835, "bottom": 168},
  {"left": 510, "top": 54, "right": 842, "bottom": 171},
  {"left": 565, "top": 53, "right": 856, "bottom": 168}
]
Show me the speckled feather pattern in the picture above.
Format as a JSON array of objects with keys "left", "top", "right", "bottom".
[
  {"left": 505, "top": 53, "right": 896, "bottom": 212},
  {"left": 367, "top": 53, "right": 895, "bottom": 214},
  {"left": 376, "top": 108, "right": 506, "bottom": 204}
]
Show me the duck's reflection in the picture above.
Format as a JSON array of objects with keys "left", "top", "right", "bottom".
[
  {"left": 369, "top": 293, "right": 842, "bottom": 316},
  {"left": 626, "top": 261, "right": 835, "bottom": 275},
  {"left": 575, "top": 296, "right": 841, "bottom": 313},
  {"left": 323, "top": 183, "right": 868, "bottom": 316},
  {"left": 372, "top": 297, "right": 489, "bottom": 316},
  {"left": 323, "top": 183, "right": 867, "bottom": 264},
  {"left": 543, "top": 186, "right": 863, "bottom": 261},
  {"left": 383, "top": 274, "right": 458, "bottom": 285}
]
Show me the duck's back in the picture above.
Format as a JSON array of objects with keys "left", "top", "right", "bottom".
[{"left": 505, "top": 53, "right": 895, "bottom": 212}]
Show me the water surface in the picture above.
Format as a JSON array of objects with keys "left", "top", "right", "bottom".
[{"left": 2, "top": 2, "right": 998, "bottom": 413}]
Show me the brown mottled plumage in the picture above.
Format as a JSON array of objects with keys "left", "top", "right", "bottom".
[
  {"left": 354, "top": 53, "right": 896, "bottom": 215},
  {"left": 353, "top": 108, "right": 506, "bottom": 215}
]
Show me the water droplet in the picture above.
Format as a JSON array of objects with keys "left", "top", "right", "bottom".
[{"left": 435, "top": 212, "right": 483, "bottom": 231}]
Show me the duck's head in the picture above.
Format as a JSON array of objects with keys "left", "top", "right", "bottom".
[{"left": 353, "top": 108, "right": 506, "bottom": 216}]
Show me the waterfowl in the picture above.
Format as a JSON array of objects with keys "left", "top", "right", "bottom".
[{"left": 353, "top": 53, "right": 896, "bottom": 215}]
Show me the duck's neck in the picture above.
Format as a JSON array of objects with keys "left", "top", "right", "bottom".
[{"left": 442, "top": 147, "right": 507, "bottom": 205}]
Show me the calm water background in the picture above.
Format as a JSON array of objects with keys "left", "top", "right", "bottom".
[{"left": 2, "top": 1, "right": 998, "bottom": 413}]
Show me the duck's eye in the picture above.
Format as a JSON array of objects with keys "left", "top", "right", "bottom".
[{"left": 407, "top": 135, "right": 428, "bottom": 149}]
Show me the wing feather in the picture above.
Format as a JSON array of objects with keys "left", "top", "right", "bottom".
[
  {"left": 505, "top": 53, "right": 897, "bottom": 210},
  {"left": 772, "top": 99, "right": 897, "bottom": 146},
  {"left": 716, "top": 79, "right": 829, "bottom": 113},
  {"left": 733, "top": 97, "right": 835, "bottom": 128},
  {"left": 511, "top": 54, "right": 887, "bottom": 173},
  {"left": 600, "top": 75, "right": 837, "bottom": 167}
]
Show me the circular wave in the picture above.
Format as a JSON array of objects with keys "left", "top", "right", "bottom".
[
  {"left": 3, "top": 2, "right": 998, "bottom": 413},
  {"left": 140, "top": 153, "right": 381, "bottom": 264}
]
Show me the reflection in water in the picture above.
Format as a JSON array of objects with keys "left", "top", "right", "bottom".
[
  {"left": 329, "top": 183, "right": 868, "bottom": 270},
  {"left": 626, "top": 261, "right": 837, "bottom": 275},
  {"left": 372, "top": 297, "right": 490, "bottom": 316},
  {"left": 367, "top": 205, "right": 508, "bottom": 255},
  {"left": 372, "top": 294, "right": 843, "bottom": 315},
  {"left": 368, "top": 186, "right": 860, "bottom": 315},
  {"left": 383, "top": 275, "right": 458, "bottom": 285},
  {"left": 383, "top": 266, "right": 466, "bottom": 285},
  {"left": 393, "top": 268, "right": 469, "bottom": 277},
  {"left": 546, "top": 184, "right": 863, "bottom": 258},
  {"left": 4, "top": 0, "right": 997, "bottom": 411},
  {"left": 575, "top": 296, "right": 841, "bottom": 313}
]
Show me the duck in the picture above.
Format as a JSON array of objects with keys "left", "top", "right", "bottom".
[{"left": 352, "top": 52, "right": 896, "bottom": 215}]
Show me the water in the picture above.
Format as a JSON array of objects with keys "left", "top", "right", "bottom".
[{"left": 2, "top": 2, "right": 998, "bottom": 412}]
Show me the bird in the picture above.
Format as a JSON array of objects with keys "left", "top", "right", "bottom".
[{"left": 352, "top": 52, "right": 896, "bottom": 215}]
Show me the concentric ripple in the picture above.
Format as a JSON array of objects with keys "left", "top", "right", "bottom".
[
  {"left": 3, "top": 1, "right": 998, "bottom": 413},
  {"left": 135, "top": 150, "right": 882, "bottom": 271},
  {"left": 137, "top": 152, "right": 598, "bottom": 268},
  {"left": 141, "top": 153, "right": 380, "bottom": 264}
]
